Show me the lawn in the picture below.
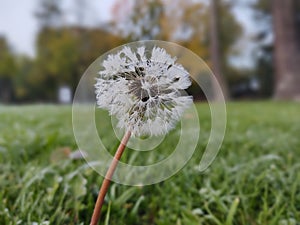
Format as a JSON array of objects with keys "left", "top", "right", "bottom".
[{"left": 0, "top": 102, "right": 299, "bottom": 225}]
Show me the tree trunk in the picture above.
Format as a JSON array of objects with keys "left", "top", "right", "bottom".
[
  {"left": 272, "top": 0, "right": 300, "bottom": 100},
  {"left": 209, "top": 0, "right": 229, "bottom": 101}
]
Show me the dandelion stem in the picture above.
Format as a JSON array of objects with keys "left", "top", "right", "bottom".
[{"left": 90, "top": 130, "right": 131, "bottom": 225}]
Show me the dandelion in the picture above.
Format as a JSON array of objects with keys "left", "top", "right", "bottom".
[
  {"left": 95, "top": 46, "right": 193, "bottom": 136},
  {"left": 90, "top": 45, "right": 193, "bottom": 224}
]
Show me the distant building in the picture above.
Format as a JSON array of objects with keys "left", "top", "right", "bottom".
[{"left": 58, "top": 85, "right": 72, "bottom": 104}]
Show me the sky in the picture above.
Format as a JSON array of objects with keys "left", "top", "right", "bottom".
[
  {"left": 231, "top": 4, "right": 258, "bottom": 68},
  {"left": 0, "top": 0, "right": 257, "bottom": 67}
]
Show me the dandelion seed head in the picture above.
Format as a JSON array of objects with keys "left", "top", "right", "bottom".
[{"left": 95, "top": 46, "right": 193, "bottom": 136}]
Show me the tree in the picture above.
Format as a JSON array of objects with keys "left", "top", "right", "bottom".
[
  {"left": 35, "top": 0, "right": 62, "bottom": 28},
  {"left": 30, "top": 28, "right": 80, "bottom": 100},
  {"left": 254, "top": 44, "right": 274, "bottom": 97},
  {"left": 114, "top": 0, "right": 165, "bottom": 40},
  {"left": 253, "top": 0, "right": 300, "bottom": 100},
  {"left": 32, "top": 27, "right": 125, "bottom": 101},
  {"left": 209, "top": 0, "right": 229, "bottom": 100},
  {"left": 112, "top": 0, "right": 242, "bottom": 99},
  {"left": 13, "top": 56, "right": 35, "bottom": 102},
  {"left": 272, "top": 0, "right": 300, "bottom": 100},
  {"left": 0, "top": 37, "right": 17, "bottom": 102}
]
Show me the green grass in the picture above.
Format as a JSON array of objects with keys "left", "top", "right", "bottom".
[{"left": 0, "top": 102, "right": 299, "bottom": 225}]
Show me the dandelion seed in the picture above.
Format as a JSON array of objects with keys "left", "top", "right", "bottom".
[{"left": 95, "top": 46, "right": 193, "bottom": 136}]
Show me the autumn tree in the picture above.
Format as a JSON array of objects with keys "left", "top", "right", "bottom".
[
  {"left": 112, "top": 0, "right": 164, "bottom": 40},
  {"left": 32, "top": 28, "right": 81, "bottom": 100},
  {"left": 112, "top": 0, "right": 242, "bottom": 99},
  {"left": 31, "top": 0, "right": 64, "bottom": 100}
]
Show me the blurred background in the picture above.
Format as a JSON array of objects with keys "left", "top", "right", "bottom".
[
  {"left": 1, "top": 1, "right": 300, "bottom": 224},
  {"left": 0, "top": 0, "right": 299, "bottom": 103}
]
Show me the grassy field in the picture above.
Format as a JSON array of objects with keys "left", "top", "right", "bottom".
[{"left": 0, "top": 102, "right": 299, "bottom": 225}]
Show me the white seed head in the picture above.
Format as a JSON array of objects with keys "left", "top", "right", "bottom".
[{"left": 95, "top": 46, "right": 193, "bottom": 136}]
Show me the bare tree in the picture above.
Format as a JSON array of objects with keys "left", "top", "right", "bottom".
[
  {"left": 35, "top": 0, "right": 63, "bottom": 28},
  {"left": 272, "top": 0, "right": 300, "bottom": 100}
]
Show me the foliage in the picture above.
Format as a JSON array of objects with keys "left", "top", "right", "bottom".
[
  {"left": 30, "top": 27, "right": 125, "bottom": 101},
  {"left": 0, "top": 37, "right": 17, "bottom": 79},
  {"left": 126, "top": 0, "right": 164, "bottom": 40},
  {"left": 216, "top": 1, "right": 243, "bottom": 67},
  {"left": 13, "top": 56, "right": 35, "bottom": 101},
  {"left": 0, "top": 37, "right": 17, "bottom": 102},
  {"left": 113, "top": 0, "right": 243, "bottom": 91},
  {"left": 32, "top": 28, "right": 80, "bottom": 100},
  {"left": 0, "top": 0, "right": 247, "bottom": 102},
  {"left": 0, "top": 102, "right": 299, "bottom": 224}
]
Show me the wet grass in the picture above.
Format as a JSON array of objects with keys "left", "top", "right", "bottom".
[{"left": 0, "top": 102, "right": 299, "bottom": 225}]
